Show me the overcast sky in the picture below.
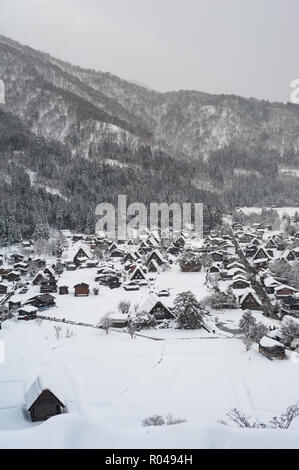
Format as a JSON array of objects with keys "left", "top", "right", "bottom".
[{"left": 0, "top": 0, "right": 298, "bottom": 102}]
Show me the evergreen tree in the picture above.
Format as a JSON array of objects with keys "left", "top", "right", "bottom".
[
  {"left": 239, "top": 310, "right": 257, "bottom": 335},
  {"left": 173, "top": 291, "right": 206, "bottom": 329}
]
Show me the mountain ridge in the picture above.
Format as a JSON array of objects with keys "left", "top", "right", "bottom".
[{"left": 1, "top": 33, "right": 299, "bottom": 164}]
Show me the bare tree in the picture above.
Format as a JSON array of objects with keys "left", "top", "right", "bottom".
[
  {"left": 98, "top": 314, "right": 113, "bottom": 334},
  {"left": 54, "top": 325, "right": 62, "bottom": 340},
  {"left": 224, "top": 403, "right": 299, "bottom": 430},
  {"left": 127, "top": 320, "right": 137, "bottom": 339},
  {"left": 118, "top": 300, "right": 131, "bottom": 315},
  {"left": 242, "top": 334, "right": 254, "bottom": 352},
  {"left": 269, "top": 403, "right": 299, "bottom": 429},
  {"left": 65, "top": 328, "right": 74, "bottom": 339}
]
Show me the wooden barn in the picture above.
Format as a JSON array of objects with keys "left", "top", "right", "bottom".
[
  {"left": 25, "top": 376, "right": 65, "bottom": 422},
  {"left": 74, "top": 283, "right": 90, "bottom": 297},
  {"left": 259, "top": 337, "right": 286, "bottom": 361},
  {"left": 59, "top": 286, "right": 69, "bottom": 295}
]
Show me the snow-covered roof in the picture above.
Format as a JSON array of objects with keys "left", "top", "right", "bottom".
[
  {"left": 263, "top": 276, "right": 281, "bottom": 288},
  {"left": 260, "top": 336, "right": 284, "bottom": 349},
  {"left": 139, "top": 294, "right": 159, "bottom": 314},
  {"left": 253, "top": 258, "right": 269, "bottom": 264},
  {"left": 18, "top": 305, "right": 38, "bottom": 314},
  {"left": 129, "top": 266, "right": 147, "bottom": 281},
  {"left": 25, "top": 374, "right": 65, "bottom": 410},
  {"left": 148, "top": 259, "right": 159, "bottom": 269},
  {"left": 240, "top": 289, "right": 262, "bottom": 305},
  {"left": 69, "top": 242, "right": 93, "bottom": 260},
  {"left": 227, "top": 262, "right": 244, "bottom": 270},
  {"left": 274, "top": 284, "right": 297, "bottom": 293}
]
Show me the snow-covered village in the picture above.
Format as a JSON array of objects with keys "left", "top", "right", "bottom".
[{"left": 1, "top": 207, "right": 299, "bottom": 449}]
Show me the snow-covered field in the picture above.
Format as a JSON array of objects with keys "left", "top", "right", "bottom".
[
  {"left": 1, "top": 311, "right": 299, "bottom": 448},
  {"left": 43, "top": 267, "right": 211, "bottom": 325},
  {"left": 1, "top": 247, "right": 299, "bottom": 449}
]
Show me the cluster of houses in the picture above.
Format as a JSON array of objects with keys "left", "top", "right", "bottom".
[
  {"left": 1, "top": 222, "right": 299, "bottom": 422},
  {"left": 232, "top": 222, "right": 299, "bottom": 318}
]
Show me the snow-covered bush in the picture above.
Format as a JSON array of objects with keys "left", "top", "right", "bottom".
[
  {"left": 133, "top": 314, "right": 156, "bottom": 330},
  {"left": 142, "top": 414, "right": 186, "bottom": 427},
  {"left": 142, "top": 415, "right": 165, "bottom": 426},
  {"left": 204, "top": 288, "right": 238, "bottom": 310},
  {"left": 281, "top": 317, "right": 299, "bottom": 347}
]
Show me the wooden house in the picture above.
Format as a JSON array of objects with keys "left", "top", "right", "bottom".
[
  {"left": 40, "top": 280, "right": 57, "bottom": 294},
  {"left": 281, "top": 250, "right": 296, "bottom": 262},
  {"left": 158, "top": 289, "right": 170, "bottom": 298},
  {"left": 7, "top": 271, "right": 21, "bottom": 282},
  {"left": 252, "top": 247, "right": 271, "bottom": 261},
  {"left": 227, "top": 261, "right": 245, "bottom": 271},
  {"left": 146, "top": 250, "right": 165, "bottom": 267},
  {"left": 140, "top": 295, "right": 174, "bottom": 322},
  {"left": 44, "top": 267, "right": 56, "bottom": 279},
  {"left": 129, "top": 267, "right": 147, "bottom": 283},
  {"left": 210, "top": 251, "right": 224, "bottom": 262},
  {"left": 123, "top": 282, "right": 140, "bottom": 291},
  {"left": 26, "top": 294, "right": 56, "bottom": 309},
  {"left": 240, "top": 290, "right": 262, "bottom": 310},
  {"left": 258, "top": 337, "right": 286, "bottom": 361},
  {"left": 148, "top": 259, "right": 159, "bottom": 273},
  {"left": 281, "top": 295, "right": 299, "bottom": 312},
  {"left": 18, "top": 306, "right": 38, "bottom": 321},
  {"left": 208, "top": 265, "right": 221, "bottom": 274},
  {"left": 263, "top": 276, "right": 281, "bottom": 294},
  {"left": 72, "top": 244, "right": 93, "bottom": 266},
  {"left": 109, "top": 314, "right": 129, "bottom": 328},
  {"left": 232, "top": 279, "right": 250, "bottom": 290},
  {"left": 66, "top": 264, "right": 76, "bottom": 271},
  {"left": 0, "top": 284, "right": 8, "bottom": 295},
  {"left": 265, "top": 238, "right": 278, "bottom": 250},
  {"left": 123, "top": 252, "right": 137, "bottom": 264},
  {"left": 25, "top": 376, "right": 65, "bottom": 422},
  {"left": 110, "top": 248, "right": 124, "bottom": 258},
  {"left": 274, "top": 285, "right": 298, "bottom": 299},
  {"left": 74, "top": 283, "right": 90, "bottom": 297}
]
